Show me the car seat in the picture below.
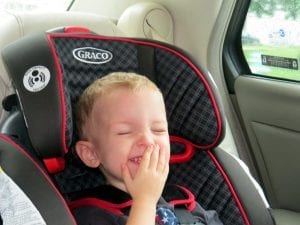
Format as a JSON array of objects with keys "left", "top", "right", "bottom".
[
  {"left": 0, "top": 10, "right": 124, "bottom": 123},
  {"left": 116, "top": 2, "right": 174, "bottom": 44},
  {"left": 0, "top": 27, "right": 275, "bottom": 225},
  {"left": 0, "top": 1, "right": 173, "bottom": 123}
]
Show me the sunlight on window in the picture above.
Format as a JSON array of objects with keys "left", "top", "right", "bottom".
[{"left": 242, "top": 0, "right": 300, "bottom": 81}]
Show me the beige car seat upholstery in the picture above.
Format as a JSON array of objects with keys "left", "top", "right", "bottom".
[{"left": 117, "top": 2, "right": 174, "bottom": 44}]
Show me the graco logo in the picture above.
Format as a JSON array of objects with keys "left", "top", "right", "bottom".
[{"left": 72, "top": 47, "right": 113, "bottom": 64}]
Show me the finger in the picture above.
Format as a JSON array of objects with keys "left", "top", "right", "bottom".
[
  {"left": 157, "top": 145, "right": 167, "bottom": 173},
  {"left": 139, "top": 145, "right": 153, "bottom": 170},
  {"left": 121, "top": 164, "right": 132, "bottom": 189},
  {"left": 163, "top": 163, "right": 169, "bottom": 180},
  {"left": 149, "top": 144, "right": 159, "bottom": 170}
]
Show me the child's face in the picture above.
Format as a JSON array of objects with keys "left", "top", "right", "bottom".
[{"left": 86, "top": 87, "right": 170, "bottom": 191}]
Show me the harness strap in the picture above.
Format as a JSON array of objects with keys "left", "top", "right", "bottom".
[
  {"left": 69, "top": 185, "right": 198, "bottom": 225},
  {"left": 168, "top": 185, "right": 196, "bottom": 212},
  {"left": 69, "top": 197, "right": 132, "bottom": 216},
  {"left": 137, "top": 45, "right": 156, "bottom": 83}
]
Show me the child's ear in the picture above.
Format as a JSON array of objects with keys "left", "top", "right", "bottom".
[{"left": 75, "top": 141, "right": 101, "bottom": 168}]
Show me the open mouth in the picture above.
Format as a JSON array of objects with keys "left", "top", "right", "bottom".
[{"left": 129, "top": 156, "right": 142, "bottom": 164}]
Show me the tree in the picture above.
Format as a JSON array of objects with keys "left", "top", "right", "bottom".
[
  {"left": 249, "top": 0, "right": 277, "bottom": 17},
  {"left": 249, "top": 0, "right": 300, "bottom": 20},
  {"left": 280, "top": 0, "right": 300, "bottom": 19}
]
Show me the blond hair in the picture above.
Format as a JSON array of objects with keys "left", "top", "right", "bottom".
[{"left": 76, "top": 72, "right": 161, "bottom": 139}]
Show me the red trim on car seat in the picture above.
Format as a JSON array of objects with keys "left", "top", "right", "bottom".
[
  {"left": 170, "top": 136, "right": 195, "bottom": 164},
  {"left": 0, "top": 134, "right": 77, "bottom": 224},
  {"left": 47, "top": 32, "right": 222, "bottom": 150},
  {"left": 69, "top": 198, "right": 133, "bottom": 216},
  {"left": 168, "top": 185, "right": 196, "bottom": 212},
  {"left": 46, "top": 35, "right": 68, "bottom": 154},
  {"left": 68, "top": 185, "right": 195, "bottom": 215},
  {"left": 43, "top": 157, "right": 65, "bottom": 173},
  {"left": 64, "top": 26, "right": 91, "bottom": 33},
  {"left": 207, "top": 151, "right": 251, "bottom": 225}
]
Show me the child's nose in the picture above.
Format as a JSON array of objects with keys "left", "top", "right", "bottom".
[{"left": 136, "top": 132, "right": 155, "bottom": 149}]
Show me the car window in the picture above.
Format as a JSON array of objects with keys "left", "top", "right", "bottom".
[
  {"left": 242, "top": 0, "right": 300, "bottom": 81},
  {"left": 0, "top": 0, "right": 72, "bottom": 13}
]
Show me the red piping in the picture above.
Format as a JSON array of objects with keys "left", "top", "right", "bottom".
[
  {"left": 69, "top": 198, "right": 133, "bottom": 216},
  {"left": 46, "top": 34, "right": 68, "bottom": 154},
  {"left": 0, "top": 134, "right": 77, "bottom": 224},
  {"left": 69, "top": 186, "right": 196, "bottom": 214},
  {"left": 207, "top": 151, "right": 251, "bottom": 225},
  {"left": 168, "top": 185, "right": 196, "bottom": 212},
  {"left": 170, "top": 136, "right": 195, "bottom": 164}
]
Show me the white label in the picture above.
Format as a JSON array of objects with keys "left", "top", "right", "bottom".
[{"left": 23, "top": 66, "right": 51, "bottom": 92}]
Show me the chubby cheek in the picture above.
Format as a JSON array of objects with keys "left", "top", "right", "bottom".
[{"left": 101, "top": 146, "right": 128, "bottom": 173}]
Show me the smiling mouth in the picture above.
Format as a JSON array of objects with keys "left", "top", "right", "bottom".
[{"left": 129, "top": 156, "right": 142, "bottom": 164}]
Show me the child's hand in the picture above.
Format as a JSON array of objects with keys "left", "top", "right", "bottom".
[{"left": 122, "top": 144, "right": 169, "bottom": 205}]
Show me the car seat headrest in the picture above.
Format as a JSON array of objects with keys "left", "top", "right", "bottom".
[
  {"left": 117, "top": 2, "right": 174, "bottom": 44},
  {"left": 0, "top": 11, "right": 125, "bottom": 122},
  {"left": 1, "top": 27, "right": 224, "bottom": 168}
]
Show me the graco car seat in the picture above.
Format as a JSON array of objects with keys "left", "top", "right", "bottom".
[
  {"left": 0, "top": 27, "right": 275, "bottom": 225},
  {"left": 0, "top": 11, "right": 125, "bottom": 123},
  {"left": 0, "top": 2, "right": 172, "bottom": 123}
]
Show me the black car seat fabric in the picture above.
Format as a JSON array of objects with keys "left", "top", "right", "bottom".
[
  {"left": 1, "top": 28, "right": 274, "bottom": 225},
  {"left": 0, "top": 135, "right": 76, "bottom": 225}
]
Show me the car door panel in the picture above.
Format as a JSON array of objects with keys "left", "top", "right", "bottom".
[{"left": 235, "top": 75, "right": 300, "bottom": 214}]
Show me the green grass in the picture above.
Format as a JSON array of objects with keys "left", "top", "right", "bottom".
[{"left": 242, "top": 45, "right": 300, "bottom": 81}]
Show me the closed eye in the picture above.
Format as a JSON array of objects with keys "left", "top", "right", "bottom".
[
  {"left": 117, "top": 131, "right": 132, "bottom": 135},
  {"left": 152, "top": 128, "right": 168, "bottom": 133}
]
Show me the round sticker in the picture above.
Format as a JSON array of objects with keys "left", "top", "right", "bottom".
[{"left": 23, "top": 66, "right": 51, "bottom": 92}]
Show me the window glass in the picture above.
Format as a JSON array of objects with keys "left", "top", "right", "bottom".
[
  {"left": 0, "top": 0, "right": 72, "bottom": 13},
  {"left": 242, "top": 0, "right": 300, "bottom": 81}
]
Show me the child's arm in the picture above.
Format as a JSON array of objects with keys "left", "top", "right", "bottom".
[{"left": 122, "top": 144, "right": 169, "bottom": 225}]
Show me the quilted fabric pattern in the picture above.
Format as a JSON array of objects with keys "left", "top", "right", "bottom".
[
  {"left": 51, "top": 37, "right": 219, "bottom": 148},
  {"left": 55, "top": 143, "right": 245, "bottom": 224},
  {"left": 49, "top": 35, "right": 244, "bottom": 225},
  {"left": 52, "top": 38, "right": 139, "bottom": 146},
  {"left": 55, "top": 149, "right": 106, "bottom": 195},
  {"left": 155, "top": 49, "right": 218, "bottom": 146},
  {"left": 168, "top": 148, "right": 244, "bottom": 225}
]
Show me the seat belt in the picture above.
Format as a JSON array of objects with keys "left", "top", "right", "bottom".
[{"left": 69, "top": 184, "right": 199, "bottom": 224}]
